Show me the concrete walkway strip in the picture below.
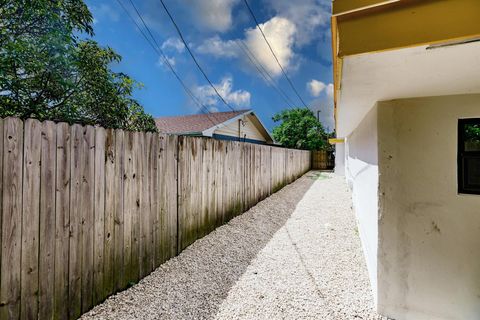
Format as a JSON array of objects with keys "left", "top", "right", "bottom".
[{"left": 82, "top": 171, "right": 385, "bottom": 320}]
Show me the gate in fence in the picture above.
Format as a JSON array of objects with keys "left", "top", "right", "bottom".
[{"left": 311, "top": 150, "right": 335, "bottom": 170}]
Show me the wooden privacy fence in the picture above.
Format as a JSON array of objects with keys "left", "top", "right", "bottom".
[
  {"left": 0, "top": 117, "right": 311, "bottom": 320},
  {"left": 311, "top": 150, "right": 335, "bottom": 170},
  {"left": 177, "top": 138, "right": 310, "bottom": 250}
]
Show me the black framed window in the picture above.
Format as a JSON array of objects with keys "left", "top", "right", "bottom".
[{"left": 458, "top": 118, "right": 480, "bottom": 194}]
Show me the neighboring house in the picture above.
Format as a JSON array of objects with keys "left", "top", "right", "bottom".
[
  {"left": 155, "top": 109, "right": 274, "bottom": 145},
  {"left": 331, "top": 1, "right": 480, "bottom": 320}
]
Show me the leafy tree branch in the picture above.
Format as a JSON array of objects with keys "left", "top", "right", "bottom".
[
  {"left": 0, "top": 0, "right": 157, "bottom": 132},
  {"left": 272, "top": 108, "right": 333, "bottom": 151}
]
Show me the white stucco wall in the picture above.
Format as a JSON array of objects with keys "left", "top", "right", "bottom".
[
  {"left": 344, "top": 107, "right": 379, "bottom": 303},
  {"left": 334, "top": 143, "right": 345, "bottom": 176},
  {"left": 377, "top": 94, "right": 480, "bottom": 320}
]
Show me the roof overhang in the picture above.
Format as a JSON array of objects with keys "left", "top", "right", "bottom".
[
  {"left": 337, "top": 41, "right": 480, "bottom": 137},
  {"left": 331, "top": 0, "right": 480, "bottom": 136}
]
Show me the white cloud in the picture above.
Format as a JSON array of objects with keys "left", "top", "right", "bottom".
[
  {"left": 89, "top": 4, "right": 120, "bottom": 24},
  {"left": 307, "top": 79, "right": 327, "bottom": 97},
  {"left": 309, "top": 81, "right": 334, "bottom": 132},
  {"left": 326, "top": 83, "right": 334, "bottom": 100},
  {"left": 264, "top": 0, "right": 331, "bottom": 46},
  {"left": 156, "top": 56, "right": 176, "bottom": 69},
  {"left": 244, "top": 17, "right": 296, "bottom": 76},
  {"left": 195, "top": 16, "right": 297, "bottom": 77},
  {"left": 194, "top": 76, "right": 251, "bottom": 108},
  {"left": 161, "top": 38, "right": 185, "bottom": 53},
  {"left": 196, "top": 36, "right": 239, "bottom": 58},
  {"left": 180, "top": 0, "right": 239, "bottom": 32}
]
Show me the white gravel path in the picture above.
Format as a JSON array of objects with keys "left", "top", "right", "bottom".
[{"left": 82, "top": 171, "right": 385, "bottom": 320}]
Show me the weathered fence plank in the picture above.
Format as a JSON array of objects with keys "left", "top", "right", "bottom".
[
  {"left": 194, "top": 138, "right": 203, "bottom": 239},
  {"left": 177, "top": 136, "right": 189, "bottom": 250},
  {"left": 137, "top": 132, "right": 146, "bottom": 280},
  {"left": 20, "top": 119, "right": 41, "bottom": 320},
  {"left": 201, "top": 139, "right": 212, "bottom": 235},
  {"left": 54, "top": 122, "right": 71, "bottom": 320},
  {"left": 103, "top": 129, "right": 115, "bottom": 298},
  {"left": 39, "top": 121, "right": 57, "bottom": 319},
  {"left": 81, "top": 125, "right": 95, "bottom": 313},
  {"left": 165, "top": 135, "right": 178, "bottom": 258},
  {"left": 69, "top": 124, "right": 83, "bottom": 319},
  {"left": 94, "top": 127, "right": 106, "bottom": 304},
  {"left": 123, "top": 131, "right": 134, "bottom": 286},
  {"left": 113, "top": 130, "right": 125, "bottom": 292},
  {"left": 0, "top": 118, "right": 23, "bottom": 320},
  {"left": 139, "top": 132, "right": 150, "bottom": 278},
  {"left": 157, "top": 135, "right": 166, "bottom": 264},
  {"left": 146, "top": 133, "right": 157, "bottom": 273},
  {"left": 214, "top": 140, "right": 223, "bottom": 228}
]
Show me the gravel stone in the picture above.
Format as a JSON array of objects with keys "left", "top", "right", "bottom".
[{"left": 81, "top": 171, "right": 387, "bottom": 320}]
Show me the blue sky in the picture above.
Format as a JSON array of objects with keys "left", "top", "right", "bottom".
[{"left": 86, "top": 0, "right": 333, "bottom": 131}]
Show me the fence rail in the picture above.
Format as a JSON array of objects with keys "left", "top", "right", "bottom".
[{"left": 0, "top": 117, "right": 311, "bottom": 320}]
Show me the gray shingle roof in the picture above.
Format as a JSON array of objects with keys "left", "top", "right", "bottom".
[{"left": 155, "top": 110, "right": 250, "bottom": 134}]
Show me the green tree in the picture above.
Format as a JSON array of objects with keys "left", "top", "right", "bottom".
[
  {"left": 0, "top": 0, "right": 157, "bottom": 131},
  {"left": 465, "top": 124, "right": 480, "bottom": 142},
  {"left": 272, "top": 108, "right": 331, "bottom": 150}
]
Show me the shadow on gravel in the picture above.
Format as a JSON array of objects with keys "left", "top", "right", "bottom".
[{"left": 82, "top": 172, "right": 317, "bottom": 320}]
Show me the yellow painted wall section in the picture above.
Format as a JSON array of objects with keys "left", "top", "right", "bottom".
[
  {"left": 336, "top": 0, "right": 480, "bottom": 56},
  {"left": 214, "top": 114, "right": 267, "bottom": 142}
]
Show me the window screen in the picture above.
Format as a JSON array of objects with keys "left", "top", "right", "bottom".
[{"left": 458, "top": 119, "right": 480, "bottom": 194}]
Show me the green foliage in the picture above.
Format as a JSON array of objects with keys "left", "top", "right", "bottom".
[
  {"left": 0, "top": 0, "right": 157, "bottom": 132},
  {"left": 465, "top": 124, "right": 480, "bottom": 142},
  {"left": 272, "top": 108, "right": 332, "bottom": 150}
]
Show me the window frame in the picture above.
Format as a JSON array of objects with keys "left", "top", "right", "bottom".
[{"left": 458, "top": 118, "right": 480, "bottom": 195}]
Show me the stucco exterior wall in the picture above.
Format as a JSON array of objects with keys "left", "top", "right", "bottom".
[
  {"left": 377, "top": 94, "right": 480, "bottom": 320},
  {"left": 335, "top": 143, "right": 346, "bottom": 176},
  {"left": 344, "top": 106, "right": 379, "bottom": 302}
]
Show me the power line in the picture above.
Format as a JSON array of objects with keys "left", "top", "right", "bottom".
[
  {"left": 114, "top": 0, "right": 219, "bottom": 128},
  {"left": 242, "top": 0, "right": 308, "bottom": 108},
  {"left": 125, "top": 0, "right": 209, "bottom": 112},
  {"left": 238, "top": 40, "right": 296, "bottom": 106},
  {"left": 117, "top": 0, "right": 206, "bottom": 112},
  {"left": 236, "top": 40, "right": 294, "bottom": 108},
  {"left": 158, "top": 0, "right": 237, "bottom": 112},
  {"left": 236, "top": 39, "right": 296, "bottom": 108}
]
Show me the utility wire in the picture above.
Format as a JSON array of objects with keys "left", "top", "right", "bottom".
[
  {"left": 125, "top": 0, "right": 210, "bottom": 113},
  {"left": 238, "top": 40, "right": 296, "bottom": 106},
  {"left": 236, "top": 40, "right": 296, "bottom": 108},
  {"left": 158, "top": 0, "right": 237, "bottom": 111},
  {"left": 236, "top": 40, "right": 294, "bottom": 108},
  {"left": 242, "top": 0, "right": 308, "bottom": 108},
  {"left": 115, "top": 0, "right": 219, "bottom": 128}
]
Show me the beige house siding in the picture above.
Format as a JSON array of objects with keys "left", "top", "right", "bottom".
[{"left": 214, "top": 114, "right": 267, "bottom": 142}]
